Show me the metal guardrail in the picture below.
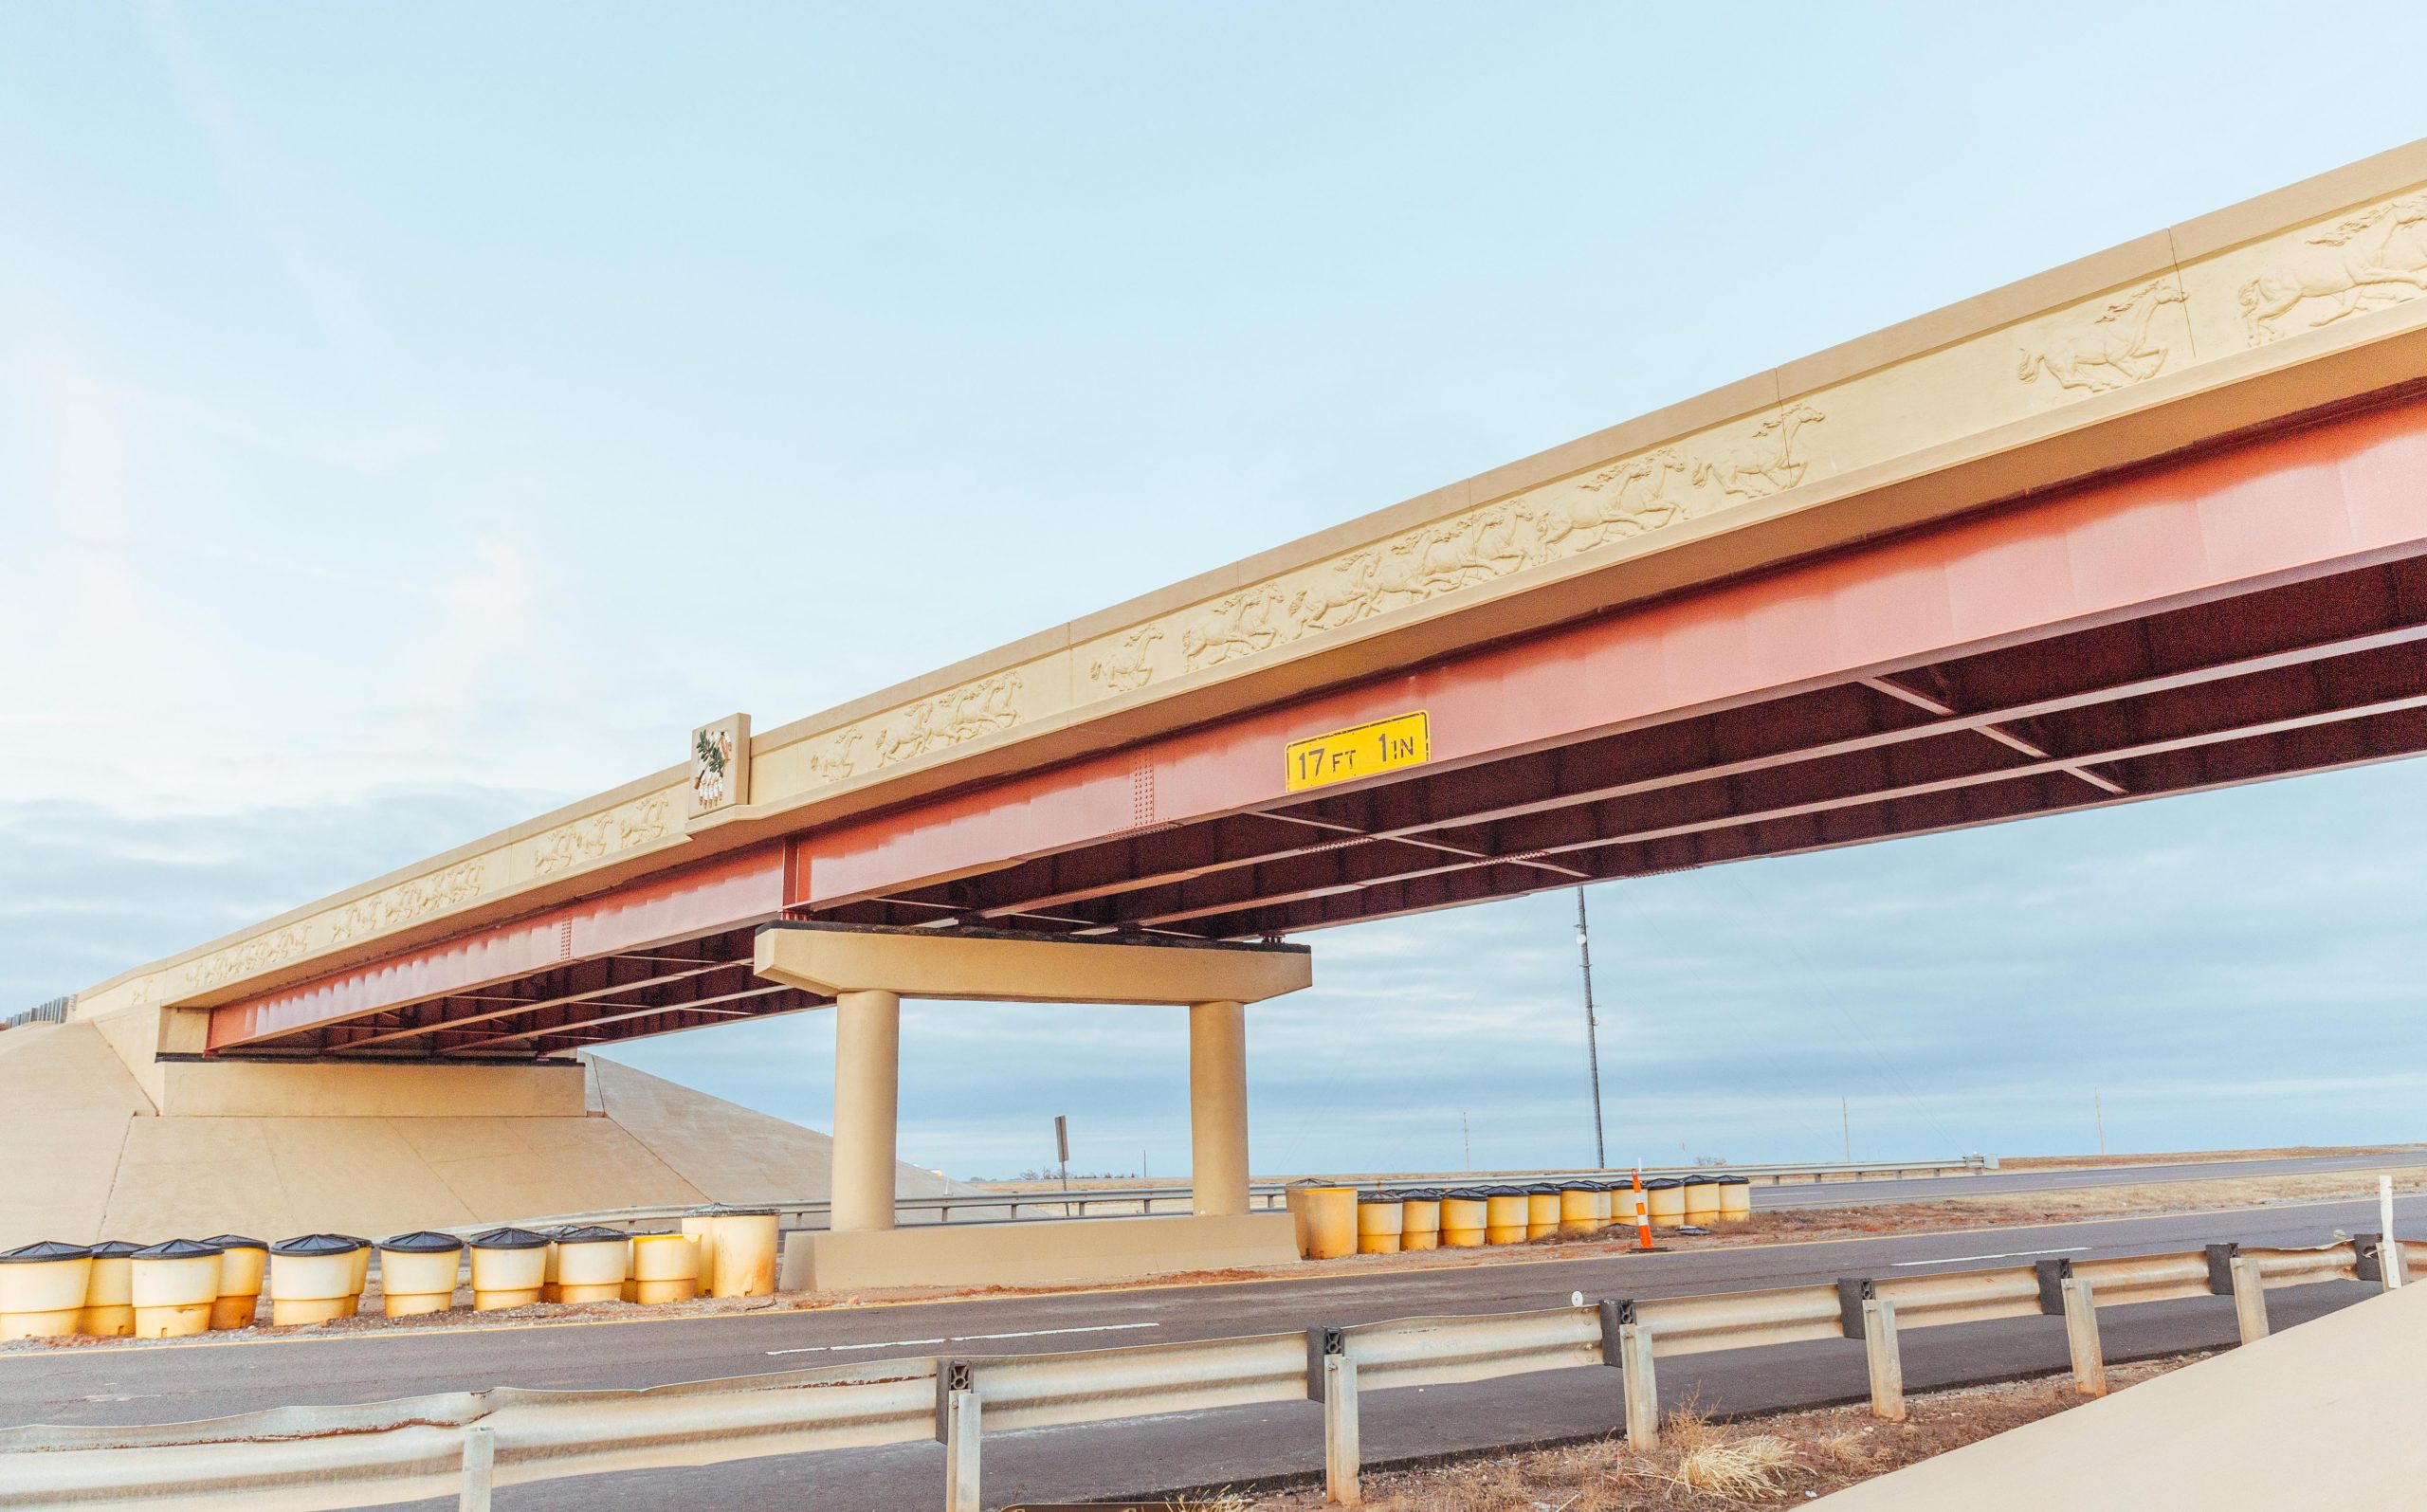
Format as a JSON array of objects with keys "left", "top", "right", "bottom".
[
  {"left": 1, "top": 1233, "right": 2410, "bottom": 1511},
  {"left": 0, "top": 995, "right": 71, "bottom": 1031},
  {"left": 500, "top": 1155, "right": 1997, "bottom": 1236}
]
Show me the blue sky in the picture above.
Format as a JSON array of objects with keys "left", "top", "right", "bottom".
[{"left": 4, "top": 4, "right": 2423, "bottom": 1176}]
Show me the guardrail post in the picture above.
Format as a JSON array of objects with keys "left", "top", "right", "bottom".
[
  {"left": 1305, "top": 1327, "right": 1359, "bottom": 1505},
  {"left": 2380, "top": 1176, "right": 2404, "bottom": 1290},
  {"left": 458, "top": 1424, "right": 494, "bottom": 1512},
  {"left": 2060, "top": 1276, "right": 2107, "bottom": 1397},
  {"left": 1598, "top": 1298, "right": 1660, "bottom": 1448},
  {"left": 936, "top": 1359, "right": 981, "bottom": 1512},
  {"left": 2228, "top": 1254, "right": 2270, "bottom": 1344},
  {"left": 1620, "top": 1320, "right": 1659, "bottom": 1448},
  {"left": 1323, "top": 1354, "right": 1361, "bottom": 1506},
  {"left": 2353, "top": 1233, "right": 2383, "bottom": 1285},
  {"left": 1860, "top": 1294, "right": 1905, "bottom": 1423}
]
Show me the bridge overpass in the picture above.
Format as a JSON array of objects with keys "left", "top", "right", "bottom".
[{"left": 27, "top": 137, "right": 2427, "bottom": 1281}]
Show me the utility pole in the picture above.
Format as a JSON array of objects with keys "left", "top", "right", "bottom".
[
  {"left": 1841, "top": 1097, "right": 1852, "bottom": 1164},
  {"left": 2093, "top": 1087, "right": 2107, "bottom": 1157},
  {"left": 1575, "top": 889, "right": 1610, "bottom": 1169}
]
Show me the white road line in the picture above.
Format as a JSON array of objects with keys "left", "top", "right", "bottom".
[
  {"left": 767, "top": 1321, "right": 1159, "bottom": 1357},
  {"left": 1891, "top": 1246, "right": 2089, "bottom": 1266}
]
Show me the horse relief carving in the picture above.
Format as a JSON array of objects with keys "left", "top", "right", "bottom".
[
  {"left": 868, "top": 672, "right": 1025, "bottom": 766},
  {"left": 533, "top": 793, "right": 676, "bottom": 877},
  {"left": 184, "top": 925, "right": 311, "bottom": 993},
  {"left": 803, "top": 728, "right": 865, "bottom": 783},
  {"left": 2018, "top": 280, "right": 2187, "bottom": 392},
  {"left": 1525, "top": 449, "right": 1689, "bottom": 558},
  {"left": 2240, "top": 195, "right": 2427, "bottom": 345},
  {"left": 328, "top": 859, "right": 488, "bottom": 944},
  {"left": 1182, "top": 584, "right": 1292, "bottom": 668},
  {"left": 1088, "top": 626, "right": 1163, "bottom": 692},
  {"left": 1688, "top": 404, "right": 1826, "bottom": 502}
]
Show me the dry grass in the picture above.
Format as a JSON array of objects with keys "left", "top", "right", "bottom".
[{"left": 1237, "top": 1355, "right": 2205, "bottom": 1510}]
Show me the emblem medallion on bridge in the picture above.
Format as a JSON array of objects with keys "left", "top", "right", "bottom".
[{"left": 688, "top": 712, "right": 753, "bottom": 822}]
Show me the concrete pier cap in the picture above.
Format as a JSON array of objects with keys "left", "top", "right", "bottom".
[
  {"left": 749, "top": 920, "right": 1313, "bottom": 1005},
  {"left": 751, "top": 921, "right": 1312, "bottom": 1289}
]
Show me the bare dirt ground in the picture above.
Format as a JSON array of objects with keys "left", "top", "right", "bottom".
[
  {"left": 1997, "top": 1143, "right": 2420, "bottom": 1173},
  {"left": 1214, "top": 1354, "right": 2205, "bottom": 1510},
  {"left": 10, "top": 1162, "right": 2414, "bottom": 1357}
]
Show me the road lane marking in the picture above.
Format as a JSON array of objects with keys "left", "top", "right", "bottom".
[
  {"left": 1891, "top": 1247, "right": 2088, "bottom": 1266},
  {"left": 766, "top": 1321, "right": 1159, "bottom": 1357}
]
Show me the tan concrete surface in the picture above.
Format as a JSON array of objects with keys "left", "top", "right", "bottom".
[
  {"left": 155, "top": 1058, "right": 588, "bottom": 1119},
  {"left": 755, "top": 925, "right": 1314, "bottom": 1005},
  {"left": 782, "top": 1211, "right": 1300, "bottom": 1292},
  {"left": 1820, "top": 1282, "right": 2427, "bottom": 1508},
  {"left": 585, "top": 1056, "right": 965, "bottom": 1201},
  {"left": 0, "top": 1028, "right": 966, "bottom": 1248}
]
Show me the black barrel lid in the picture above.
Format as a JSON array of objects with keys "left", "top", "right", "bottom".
[
  {"left": 465, "top": 1226, "right": 551, "bottom": 1251},
  {"left": 1681, "top": 1174, "right": 1717, "bottom": 1185},
  {"left": 1642, "top": 1177, "right": 1682, "bottom": 1191},
  {"left": 551, "top": 1226, "right": 630, "bottom": 1245},
  {"left": 1356, "top": 1190, "right": 1400, "bottom": 1204},
  {"left": 271, "top": 1233, "right": 365, "bottom": 1257},
  {"left": 1523, "top": 1182, "right": 1562, "bottom": 1195},
  {"left": 1560, "top": 1179, "right": 1607, "bottom": 1192},
  {"left": 0, "top": 1240, "right": 90, "bottom": 1263},
  {"left": 1478, "top": 1184, "right": 1525, "bottom": 1197},
  {"left": 1438, "top": 1187, "right": 1487, "bottom": 1200},
  {"left": 276, "top": 1233, "right": 364, "bottom": 1257},
  {"left": 131, "top": 1239, "right": 224, "bottom": 1260},
  {"left": 1397, "top": 1188, "right": 1440, "bottom": 1201},
  {"left": 202, "top": 1234, "right": 267, "bottom": 1251},
  {"left": 687, "top": 1203, "right": 776, "bottom": 1218},
  {"left": 379, "top": 1230, "right": 465, "bottom": 1254},
  {"left": 88, "top": 1239, "right": 143, "bottom": 1258},
  {"left": 1716, "top": 1175, "right": 1750, "bottom": 1186}
]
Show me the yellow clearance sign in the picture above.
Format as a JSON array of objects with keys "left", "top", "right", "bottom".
[{"left": 1284, "top": 711, "right": 1431, "bottom": 793}]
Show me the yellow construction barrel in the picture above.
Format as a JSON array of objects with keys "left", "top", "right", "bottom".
[
  {"left": 1355, "top": 1193, "right": 1405, "bottom": 1254},
  {"left": 679, "top": 1212, "right": 718, "bottom": 1291},
  {"left": 1643, "top": 1178, "right": 1686, "bottom": 1230},
  {"left": 629, "top": 1231, "right": 701, "bottom": 1304},
  {"left": 1286, "top": 1183, "right": 1359, "bottom": 1260},
  {"left": 1681, "top": 1176, "right": 1721, "bottom": 1226},
  {"left": 1523, "top": 1184, "right": 1561, "bottom": 1240},
  {"left": 375, "top": 1232, "right": 464, "bottom": 1318},
  {"left": 552, "top": 1226, "right": 633, "bottom": 1303},
  {"left": 696, "top": 1206, "right": 779, "bottom": 1298},
  {"left": 338, "top": 1236, "right": 373, "bottom": 1313},
  {"left": 1614, "top": 1181, "right": 1648, "bottom": 1230},
  {"left": 1398, "top": 1190, "right": 1442, "bottom": 1251},
  {"left": 131, "top": 1239, "right": 224, "bottom": 1339},
  {"left": 0, "top": 1241, "right": 92, "bottom": 1340},
  {"left": 1558, "top": 1182, "right": 1602, "bottom": 1237},
  {"left": 466, "top": 1228, "right": 550, "bottom": 1311},
  {"left": 1437, "top": 1189, "right": 1488, "bottom": 1248},
  {"left": 202, "top": 1235, "right": 267, "bottom": 1330},
  {"left": 267, "top": 1234, "right": 363, "bottom": 1326},
  {"left": 79, "top": 1241, "right": 139, "bottom": 1337},
  {"left": 1716, "top": 1175, "right": 1753, "bottom": 1223},
  {"left": 1482, "top": 1186, "right": 1529, "bottom": 1244}
]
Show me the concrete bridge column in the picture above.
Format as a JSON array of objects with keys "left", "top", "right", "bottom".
[
  {"left": 1189, "top": 999, "right": 1250, "bottom": 1216},
  {"left": 830, "top": 988, "right": 902, "bottom": 1233}
]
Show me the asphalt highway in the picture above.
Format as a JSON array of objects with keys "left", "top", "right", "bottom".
[{"left": 2, "top": 1190, "right": 2415, "bottom": 1510}]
